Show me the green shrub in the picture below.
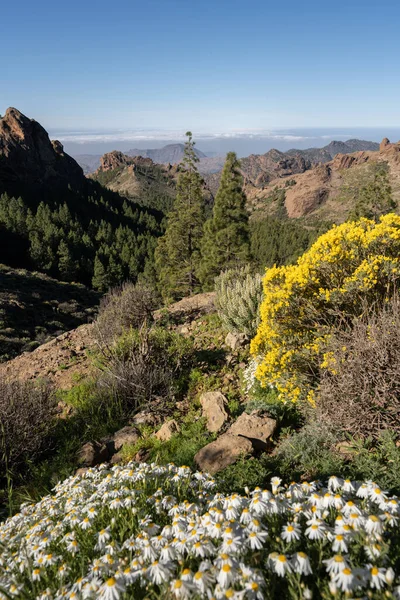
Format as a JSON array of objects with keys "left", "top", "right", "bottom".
[
  {"left": 120, "top": 418, "right": 214, "bottom": 468},
  {"left": 252, "top": 214, "right": 400, "bottom": 404},
  {"left": 274, "top": 421, "right": 344, "bottom": 481},
  {"left": 215, "top": 265, "right": 263, "bottom": 337}
]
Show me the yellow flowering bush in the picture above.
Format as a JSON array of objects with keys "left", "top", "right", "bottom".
[{"left": 251, "top": 213, "right": 400, "bottom": 403}]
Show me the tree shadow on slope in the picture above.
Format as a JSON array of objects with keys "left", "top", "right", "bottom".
[{"left": 0, "top": 265, "right": 99, "bottom": 361}]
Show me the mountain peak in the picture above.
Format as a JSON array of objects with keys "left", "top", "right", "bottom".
[{"left": 0, "top": 106, "right": 84, "bottom": 197}]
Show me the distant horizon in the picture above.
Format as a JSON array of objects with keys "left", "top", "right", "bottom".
[{"left": 52, "top": 127, "right": 400, "bottom": 159}]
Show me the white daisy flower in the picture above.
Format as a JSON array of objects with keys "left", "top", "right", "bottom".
[
  {"left": 281, "top": 522, "right": 301, "bottom": 543},
  {"left": 291, "top": 552, "right": 312, "bottom": 575}
]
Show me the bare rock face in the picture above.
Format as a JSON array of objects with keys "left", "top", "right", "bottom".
[
  {"left": 0, "top": 107, "right": 84, "bottom": 195},
  {"left": 240, "top": 149, "right": 311, "bottom": 188},
  {"left": 200, "top": 391, "right": 229, "bottom": 433},
  {"left": 77, "top": 441, "right": 109, "bottom": 468},
  {"left": 284, "top": 164, "right": 332, "bottom": 218},
  {"left": 155, "top": 420, "right": 180, "bottom": 441},
  {"left": 98, "top": 151, "right": 136, "bottom": 172},
  {"left": 227, "top": 411, "right": 277, "bottom": 451},
  {"left": 224, "top": 332, "right": 248, "bottom": 351},
  {"left": 194, "top": 434, "right": 253, "bottom": 474}
]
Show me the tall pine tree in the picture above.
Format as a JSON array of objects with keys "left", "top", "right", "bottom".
[
  {"left": 155, "top": 132, "right": 205, "bottom": 301},
  {"left": 198, "top": 152, "right": 251, "bottom": 288}
]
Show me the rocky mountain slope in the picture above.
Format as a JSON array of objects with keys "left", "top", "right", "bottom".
[
  {"left": 286, "top": 138, "right": 379, "bottom": 163},
  {"left": 92, "top": 150, "right": 214, "bottom": 211},
  {"left": 248, "top": 138, "right": 400, "bottom": 220},
  {"left": 202, "top": 140, "right": 379, "bottom": 196}
]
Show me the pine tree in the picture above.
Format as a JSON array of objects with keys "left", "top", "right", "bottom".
[
  {"left": 155, "top": 132, "right": 206, "bottom": 300},
  {"left": 198, "top": 152, "right": 251, "bottom": 288},
  {"left": 92, "top": 254, "right": 110, "bottom": 292},
  {"left": 57, "top": 240, "right": 77, "bottom": 281}
]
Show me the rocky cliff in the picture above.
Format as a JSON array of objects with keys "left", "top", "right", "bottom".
[{"left": 0, "top": 107, "right": 85, "bottom": 198}]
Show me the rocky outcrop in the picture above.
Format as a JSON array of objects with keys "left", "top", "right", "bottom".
[
  {"left": 240, "top": 149, "right": 311, "bottom": 189},
  {"left": 380, "top": 137, "right": 391, "bottom": 152},
  {"left": 112, "top": 426, "right": 141, "bottom": 451},
  {"left": 0, "top": 107, "right": 85, "bottom": 196},
  {"left": 195, "top": 434, "right": 253, "bottom": 474},
  {"left": 200, "top": 391, "right": 229, "bottom": 433}
]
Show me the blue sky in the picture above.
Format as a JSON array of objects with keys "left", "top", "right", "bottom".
[{"left": 1, "top": 0, "right": 399, "bottom": 133}]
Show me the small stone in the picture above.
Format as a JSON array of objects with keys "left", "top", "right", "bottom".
[
  {"left": 225, "top": 332, "right": 248, "bottom": 351},
  {"left": 227, "top": 411, "right": 276, "bottom": 451},
  {"left": 195, "top": 434, "right": 253, "bottom": 474},
  {"left": 112, "top": 426, "right": 141, "bottom": 452},
  {"left": 200, "top": 391, "right": 229, "bottom": 433},
  {"left": 155, "top": 420, "right": 180, "bottom": 441},
  {"left": 77, "top": 441, "right": 109, "bottom": 467},
  {"left": 131, "top": 411, "right": 157, "bottom": 427}
]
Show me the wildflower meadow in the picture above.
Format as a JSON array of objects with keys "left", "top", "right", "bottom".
[{"left": 1, "top": 462, "right": 400, "bottom": 599}]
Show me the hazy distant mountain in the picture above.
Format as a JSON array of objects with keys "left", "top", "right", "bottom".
[
  {"left": 74, "top": 144, "right": 208, "bottom": 174},
  {"left": 127, "top": 143, "right": 207, "bottom": 164},
  {"left": 286, "top": 139, "right": 379, "bottom": 163}
]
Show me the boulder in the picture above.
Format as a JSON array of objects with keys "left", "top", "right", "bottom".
[
  {"left": 380, "top": 137, "right": 391, "bottom": 152},
  {"left": 155, "top": 420, "right": 180, "bottom": 441},
  {"left": 224, "top": 332, "right": 248, "bottom": 351},
  {"left": 227, "top": 411, "right": 276, "bottom": 451},
  {"left": 112, "top": 426, "right": 141, "bottom": 452},
  {"left": 77, "top": 441, "right": 109, "bottom": 467},
  {"left": 195, "top": 434, "right": 253, "bottom": 474},
  {"left": 200, "top": 391, "right": 229, "bottom": 433}
]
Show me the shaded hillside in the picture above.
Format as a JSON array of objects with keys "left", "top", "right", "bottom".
[
  {"left": 0, "top": 108, "right": 164, "bottom": 290},
  {"left": 0, "top": 264, "right": 98, "bottom": 362}
]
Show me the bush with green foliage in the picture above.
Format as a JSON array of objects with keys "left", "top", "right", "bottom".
[
  {"left": 252, "top": 213, "right": 400, "bottom": 404},
  {"left": 215, "top": 266, "right": 263, "bottom": 337}
]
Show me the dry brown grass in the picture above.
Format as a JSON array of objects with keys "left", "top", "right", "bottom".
[
  {"left": 318, "top": 295, "right": 400, "bottom": 439},
  {"left": 0, "top": 378, "right": 56, "bottom": 473}
]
